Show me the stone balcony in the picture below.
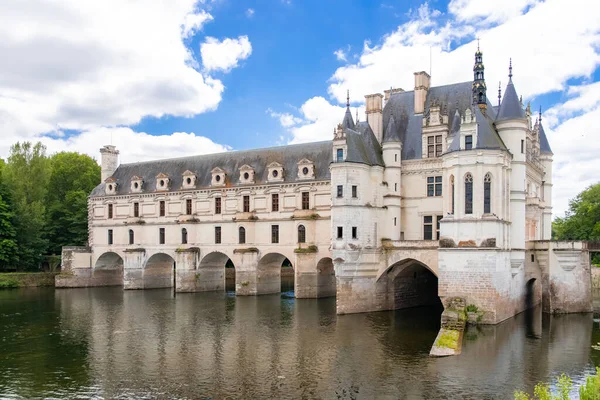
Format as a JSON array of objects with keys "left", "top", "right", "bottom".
[
  {"left": 291, "top": 209, "right": 320, "bottom": 220},
  {"left": 176, "top": 214, "right": 200, "bottom": 223},
  {"left": 125, "top": 217, "right": 146, "bottom": 225},
  {"left": 526, "top": 196, "right": 540, "bottom": 207},
  {"left": 234, "top": 211, "right": 258, "bottom": 221}
]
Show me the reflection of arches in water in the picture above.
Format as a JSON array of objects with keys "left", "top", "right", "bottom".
[
  {"left": 316, "top": 257, "right": 335, "bottom": 298},
  {"left": 525, "top": 278, "right": 536, "bottom": 310},
  {"left": 378, "top": 259, "right": 441, "bottom": 311},
  {"left": 199, "top": 251, "right": 234, "bottom": 292},
  {"left": 144, "top": 253, "right": 176, "bottom": 289},
  {"left": 257, "top": 253, "right": 293, "bottom": 295},
  {"left": 94, "top": 252, "right": 124, "bottom": 286}
]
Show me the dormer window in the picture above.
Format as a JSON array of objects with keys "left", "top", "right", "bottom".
[
  {"left": 182, "top": 170, "right": 196, "bottom": 189},
  {"left": 211, "top": 167, "right": 226, "bottom": 187},
  {"left": 130, "top": 176, "right": 143, "bottom": 193},
  {"left": 267, "top": 162, "right": 284, "bottom": 183},
  {"left": 105, "top": 177, "right": 117, "bottom": 195},
  {"left": 297, "top": 159, "right": 315, "bottom": 180},
  {"left": 239, "top": 165, "right": 255, "bottom": 184},
  {"left": 336, "top": 148, "right": 344, "bottom": 162},
  {"left": 156, "top": 173, "right": 170, "bottom": 191}
]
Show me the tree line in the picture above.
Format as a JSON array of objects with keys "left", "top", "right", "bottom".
[{"left": 0, "top": 142, "right": 100, "bottom": 271}]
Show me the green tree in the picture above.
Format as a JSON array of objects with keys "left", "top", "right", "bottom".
[
  {"left": 3, "top": 142, "right": 50, "bottom": 270},
  {"left": 44, "top": 152, "right": 100, "bottom": 254},
  {"left": 0, "top": 168, "right": 18, "bottom": 271}
]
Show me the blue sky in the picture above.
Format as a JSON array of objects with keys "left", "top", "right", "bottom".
[{"left": 0, "top": 0, "right": 599, "bottom": 216}]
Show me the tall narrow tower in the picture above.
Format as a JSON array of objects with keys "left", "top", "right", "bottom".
[
  {"left": 100, "top": 145, "right": 119, "bottom": 182},
  {"left": 472, "top": 44, "right": 487, "bottom": 111}
]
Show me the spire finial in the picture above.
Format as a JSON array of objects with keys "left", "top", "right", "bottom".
[
  {"left": 509, "top": 58, "right": 513, "bottom": 80},
  {"left": 355, "top": 108, "right": 359, "bottom": 123},
  {"left": 498, "top": 81, "right": 501, "bottom": 107},
  {"left": 477, "top": 36, "right": 480, "bottom": 51},
  {"left": 346, "top": 90, "right": 350, "bottom": 108},
  {"left": 539, "top": 105, "right": 542, "bottom": 122}
]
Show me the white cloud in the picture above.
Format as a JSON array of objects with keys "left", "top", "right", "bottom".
[
  {"left": 39, "top": 127, "right": 230, "bottom": 164},
  {"left": 267, "top": 108, "right": 303, "bottom": 128},
  {"left": 246, "top": 8, "right": 255, "bottom": 18},
  {"left": 334, "top": 49, "right": 348, "bottom": 62},
  {"left": 200, "top": 36, "right": 253, "bottom": 72},
  {"left": 0, "top": 0, "right": 247, "bottom": 161},
  {"left": 449, "top": 0, "right": 537, "bottom": 24}
]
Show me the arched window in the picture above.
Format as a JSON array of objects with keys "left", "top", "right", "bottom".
[
  {"left": 478, "top": 92, "right": 484, "bottom": 102},
  {"left": 465, "top": 173, "right": 473, "bottom": 215},
  {"left": 129, "top": 229, "right": 134, "bottom": 245},
  {"left": 450, "top": 175, "right": 455, "bottom": 214},
  {"left": 298, "top": 225, "right": 306, "bottom": 243},
  {"left": 181, "top": 228, "right": 188, "bottom": 244},
  {"left": 239, "top": 227, "right": 246, "bottom": 244},
  {"left": 484, "top": 173, "right": 492, "bottom": 214}
]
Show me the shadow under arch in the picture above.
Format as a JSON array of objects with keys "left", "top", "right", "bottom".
[
  {"left": 144, "top": 252, "right": 176, "bottom": 289},
  {"left": 92, "top": 251, "right": 124, "bottom": 286},
  {"left": 257, "top": 252, "right": 294, "bottom": 295},
  {"left": 198, "top": 251, "right": 235, "bottom": 292},
  {"left": 316, "top": 257, "right": 336, "bottom": 298},
  {"left": 376, "top": 258, "right": 442, "bottom": 311}
]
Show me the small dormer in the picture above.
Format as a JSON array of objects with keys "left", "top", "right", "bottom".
[
  {"left": 267, "top": 162, "right": 284, "bottom": 183},
  {"left": 105, "top": 177, "right": 117, "bottom": 195},
  {"left": 182, "top": 170, "right": 197, "bottom": 189},
  {"left": 130, "top": 175, "right": 143, "bottom": 193},
  {"left": 211, "top": 167, "right": 226, "bottom": 187},
  {"left": 156, "top": 173, "right": 170, "bottom": 191},
  {"left": 297, "top": 158, "right": 315, "bottom": 180},
  {"left": 238, "top": 164, "right": 255, "bottom": 184}
]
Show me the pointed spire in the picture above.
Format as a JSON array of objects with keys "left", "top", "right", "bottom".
[
  {"left": 508, "top": 58, "right": 513, "bottom": 81},
  {"left": 341, "top": 89, "right": 355, "bottom": 130},
  {"left": 346, "top": 89, "right": 350, "bottom": 108},
  {"left": 382, "top": 115, "right": 401, "bottom": 143},
  {"left": 539, "top": 105, "right": 542, "bottom": 122}
]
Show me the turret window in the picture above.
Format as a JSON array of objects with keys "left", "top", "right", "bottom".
[
  {"left": 352, "top": 185, "right": 357, "bottom": 198},
  {"left": 337, "top": 185, "right": 343, "bottom": 198},
  {"left": 465, "top": 173, "right": 473, "bottom": 214},
  {"left": 298, "top": 225, "right": 306, "bottom": 243},
  {"left": 450, "top": 175, "right": 455, "bottom": 214},
  {"left": 484, "top": 173, "right": 492, "bottom": 214},
  {"left": 336, "top": 149, "right": 344, "bottom": 162},
  {"left": 465, "top": 135, "right": 473, "bottom": 150},
  {"left": 427, "top": 176, "right": 442, "bottom": 197},
  {"left": 182, "top": 228, "right": 188, "bottom": 244},
  {"left": 352, "top": 227, "right": 358, "bottom": 239},
  {"left": 337, "top": 226, "right": 343, "bottom": 239}
]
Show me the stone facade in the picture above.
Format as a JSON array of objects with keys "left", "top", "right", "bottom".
[{"left": 59, "top": 48, "right": 592, "bottom": 323}]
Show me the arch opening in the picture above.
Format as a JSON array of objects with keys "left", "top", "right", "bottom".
[
  {"left": 144, "top": 253, "right": 176, "bottom": 289},
  {"left": 525, "top": 278, "right": 537, "bottom": 310},
  {"left": 378, "top": 259, "right": 441, "bottom": 312},
  {"left": 199, "top": 251, "right": 234, "bottom": 293},
  {"left": 93, "top": 252, "right": 124, "bottom": 286},
  {"left": 257, "top": 253, "right": 293, "bottom": 296},
  {"left": 316, "top": 257, "right": 335, "bottom": 298}
]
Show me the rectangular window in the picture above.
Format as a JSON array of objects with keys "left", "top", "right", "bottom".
[
  {"left": 133, "top": 202, "right": 139, "bottom": 217},
  {"left": 427, "top": 176, "right": 442, "bottom": 197},
  {"left": 108, "top": 204, "right": 113, "bottom": 219},
  {"left": 337, "top": 185, "right": 343, "bottom": 198},
  {"left": 465, "top": 135, "right": 473, "bottom": 150},
  {"left": 272, "top": 194, "right": 279, "bottom": 212},
  {"left": 108, "top": 229, "right": 113, "bottom": 245},
  {"left": 215, "top": 197, "right": 221, "bottom": 214},
  {"left": 352, "top": 227, "right": 357, "bottom": 239},
  {"left": 215, "top": 226, "right": 221, "bottom": 244},
  {"left": 301, "top": 192, "right": 310, "bottom": 210},
  {"left": 352, "top": 185, "right": 357, "bottom": 198},
  {"left": 521, "top": 139, "right": 524, "bottom": 154},
  {"left": 159, "top": 228, "right": 165, "bottom": 244},
  {"left": 427, "top": 135, "right": 443, "bottom": 157},
  {"left": 336, "top": 148, "right": 344, "bottom": 162},
  {"left": 159, "top": 201, "right": 165, "bottom": 217},
  {"left": 271, "top": 225, "right": 279, "bottom": 244},
  {"left": 243, "top": 195, "right": 250, "bottom": 213},
  {"left": 423, "top": 216, "right": 433, "bottom": 240},
  {"left": 186, "top": 199, "right": 192, "bottom": 215},
  {"left": 337, "top": 226, "right": 343, "bottom": 239},
  {"left": 436, "top": 216, "right": 442, "bottom": 240}
]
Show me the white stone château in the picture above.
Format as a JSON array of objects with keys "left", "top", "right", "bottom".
[{"left": 59, "top": 48, "right": 592, "bottom": 324}]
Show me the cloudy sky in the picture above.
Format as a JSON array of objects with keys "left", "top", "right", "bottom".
[{"left": 0, "top": 0, "right": 598, "bottom": 217}]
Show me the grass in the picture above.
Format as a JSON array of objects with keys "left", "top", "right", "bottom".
[{"left": 437, "top": 329, "right": 460, "bottom": 350}]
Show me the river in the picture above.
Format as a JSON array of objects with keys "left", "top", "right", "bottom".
[{"left": 0, "top": 283, "right": 598, "bottom": 399}]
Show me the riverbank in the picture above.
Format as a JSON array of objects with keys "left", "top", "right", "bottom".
[{"left": 0, "top": 272, "right": 58, "bottom": 289}]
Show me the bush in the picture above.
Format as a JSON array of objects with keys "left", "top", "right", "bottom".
[
  {"left": 580, "top": 367, "right": 600, "bottom": 399},
  {"left": 466, "top": 304, "right": 479, "bottom": 313},
  {"left": 0, "top": 276, "right": 20, "bottom": 288},
  {"left": 513, "top": 371, "right": 600, "bottom": 399}
]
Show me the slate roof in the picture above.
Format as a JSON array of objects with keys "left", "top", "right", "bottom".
[
  {"left": 538, "top": 122, "right": 553, "bottom": 155},
  {"left": 344, "top": 121, "right": 384, "bottom": 166},
  {"left": 341, "top": 106, "right": 356, "bottom": 130},
  {"left": 496, "top": 79, "right": 526, "bottom": 121},
  {"left": 91, "top": 141, "right": 333, "bottom": 197},
  {"left": 382, "top": 81, "right": 506, "bottom": 159}
]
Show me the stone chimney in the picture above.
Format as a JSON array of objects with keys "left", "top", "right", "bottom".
[
  {"left": 365, "top": 93, "right": 383, "bottom": 143},
  {"left": 384, "top": 88, "right": 405, "bottom": 102},
  {"left": 100, "top": 145, "right": 119, "bottom": 182},
  {"left": 413, "top": 71, "right": 431, "bottom": 114}
]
